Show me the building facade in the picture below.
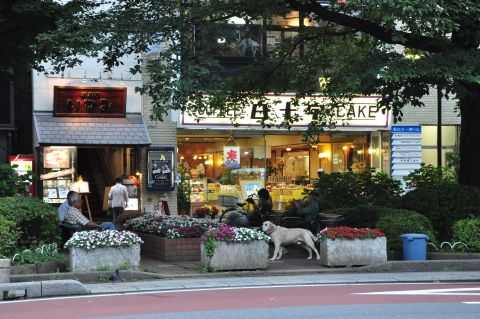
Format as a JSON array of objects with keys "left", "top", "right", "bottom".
[{"left": 32, "top": 57, "right": 151, "bottom": 218}]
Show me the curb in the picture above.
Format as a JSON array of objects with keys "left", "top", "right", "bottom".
[
  {"left": 84, "top": 271, "right": 480, "bottom": 295},
  {"left": 0, "top": 280, "right": 89, "bottom": 300}
]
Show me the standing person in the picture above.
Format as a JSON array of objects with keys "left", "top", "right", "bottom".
[{"left": 108, "top": 177, "right": 129, "bottom": 228}]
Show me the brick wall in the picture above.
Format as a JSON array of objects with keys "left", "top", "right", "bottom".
[{"left": 139, "top": 233, "right": 201, "bottom": 262}]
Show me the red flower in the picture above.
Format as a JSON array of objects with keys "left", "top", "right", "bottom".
[{"left": 319, "top": 226, "right": 385, "bottom": 240}]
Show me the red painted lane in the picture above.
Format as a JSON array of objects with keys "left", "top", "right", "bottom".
[{"left": 1, "top": 283, "right": 479, "bottom": 319}]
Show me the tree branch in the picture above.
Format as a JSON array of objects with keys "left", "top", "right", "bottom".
[{"left": 286, "top": 0, "right": 453, "bottom": 53}]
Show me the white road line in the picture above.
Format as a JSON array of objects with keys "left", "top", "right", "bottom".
[
  {"left": 357, "top": 287, "right": 480, "bottom": 296},
  {"left": 0, "top": 282, "right": 471, "bottom": 305},
  {"left": 463, "top": 302, "right": 480, "bottom": 304}
]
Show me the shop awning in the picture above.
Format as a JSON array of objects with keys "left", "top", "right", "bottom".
[{"left": 33, "top": 112, "right": 151, "bottom": 146}]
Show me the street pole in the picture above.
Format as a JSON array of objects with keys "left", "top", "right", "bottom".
[{"left": 437, "top": 85, "right": 442, "bottom": 168}]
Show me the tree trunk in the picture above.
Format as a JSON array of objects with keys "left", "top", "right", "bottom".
[{"left": 458, "top": 83, "right": 480, "bottom": 187}]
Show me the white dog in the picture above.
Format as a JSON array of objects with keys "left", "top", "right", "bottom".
[{"left": 262, "top": 221, "right": 320, "bottom": 261}]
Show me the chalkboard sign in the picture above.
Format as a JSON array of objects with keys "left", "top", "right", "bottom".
[{"left": 147, "top": 148, "right": 175, "bottom": 191}]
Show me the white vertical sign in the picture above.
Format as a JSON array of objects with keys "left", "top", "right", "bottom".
[{"left": 391, "top": 125, "right": 422, "bottom": 186}]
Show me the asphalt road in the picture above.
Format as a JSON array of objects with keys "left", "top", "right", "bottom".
[{"left": 1, "top": 282, "right": 480, "bottom": 319}]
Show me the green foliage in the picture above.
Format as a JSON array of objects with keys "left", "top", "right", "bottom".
[
  {"left": 0, "top": 164, "right": 31, "bottom": 197},
  {"left": 404, "top": 164, "right": 456, "bottom": 189},
  {"left": 402, "top": 184, "right": 480, "bottom": 241},
  {"left": 446, "top": 152, "right": 460, "bottom": 178},
  {"left": 177, "top": 163, "right": 191, "bottom": 215},
  {"left": 218, "top": 169, "right": 235, "bottom": 185},
  {"left": 0, "top": 197, "right": 59, "bottom": 247},
  {"left": 0, "top": 215, "right": 18, "bottom": 257},
  {"left": 327, "top": 206, "right": 418, "bottom": 229},
  {"left": 452, "top": 218, "right": 480, "bottom": 252},
  {"left": 203, "top": 237, "right": 216, "bottom": 258},
  {"left": 313, "top": 171, "right": 402, "bottom": 209},
  {"left": 376, "top": 209, "right": 435, "bottom": 253},
  {"left": 11, "top": 243, "right": 62, "bottom": 265}
]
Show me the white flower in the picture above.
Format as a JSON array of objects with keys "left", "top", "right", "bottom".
[{"left": 64, "top": 230, "right": 143, "bottom": 250}]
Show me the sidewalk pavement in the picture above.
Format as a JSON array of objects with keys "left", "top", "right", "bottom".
[{"left": 86, "top": 271, "right": 480, "bottom": 295}]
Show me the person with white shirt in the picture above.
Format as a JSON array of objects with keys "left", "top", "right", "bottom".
[{"left": 108, "top": 177, "right": 129, "bottom": 227}]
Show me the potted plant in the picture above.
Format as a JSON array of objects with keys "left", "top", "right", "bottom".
[
  {"left": 124, "top": 215, "right": 218, "bottom": 261},
  {"left": 318, "top": 226, "right": 387, "bottom": 267},
  {"left": 201, "top": 224, "right": 270, "bottom": 271},
  {"left": 177, "top": 163, "right": 192, "bottom": 215},
  {"left": 65, "top": 230, "right": 143, "bottom": 272}
]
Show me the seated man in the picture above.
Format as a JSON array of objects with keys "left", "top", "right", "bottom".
[
  {"left": 64, "top": 193, "right": 99, "bottom": 229},
  {"left": 58, "top": 191, "right": 76, "bottom": 223}
]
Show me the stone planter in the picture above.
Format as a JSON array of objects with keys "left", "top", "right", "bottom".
[
  {"left": 320, "top": 237, "right": 387, "bottom": 267},
  {"left": 201, "top": 240, "right": 269, "bottom": 271},
  {"left": 10, "top": 261, "right": 62, "bottom": 275},
  {"left": 138, "top": 233, "right": 201, "bottom": 262},
  {"left": 69, "top": 245, "right": 140, "bottom": 272},
  {"left": 0, "top": 259, "right": 10, "bottom": 283}
]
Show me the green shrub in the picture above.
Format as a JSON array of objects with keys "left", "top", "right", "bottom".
[
  {"left": 404, "top": 164, "right": 456, "bottom": 189},
  {"left": 0, "top": 197, "right": 59, "bottom": 247},
  {"left": 11, "top": 243, "right": 63, "bottom": 265},
  {"left": 0, "top": 164, "right": 31, "bottom": 197},
  {"left": 312, "top": 170, "right": 402, "bottom": 209},
  {"left": 452, "top": 218, "right": 480, "bottom": 252},
  {"left": 376, "top": 209, "right": 435, "bottom": 253},
  {"left": 402, "top": 184, "right": 480, "bottom": 241},
  {"left": 321, "top": 205, "right": 382, "bottom": 228},
  {"left": 0, "top": 215, "right": 17, "bottom": 257}
]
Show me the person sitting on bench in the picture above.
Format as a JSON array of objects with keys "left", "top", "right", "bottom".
[
  {"left": 64, "top": 193, "right": 99, "bottom": 229},
  {"left": 58, "top": 191, "right": 76, "bottom": 224}
]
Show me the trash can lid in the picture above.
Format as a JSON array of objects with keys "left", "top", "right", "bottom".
[{"left": 400, "top": 233, "right": 429, "bottom": 240}]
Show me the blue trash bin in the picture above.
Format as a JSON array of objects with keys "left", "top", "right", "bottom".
[{"left": 400, "top": 233, "right": 429, "bottom": 260}]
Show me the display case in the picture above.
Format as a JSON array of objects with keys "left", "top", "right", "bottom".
[{"left": 190, "top": 178, "right": 208, "bottom": 203}]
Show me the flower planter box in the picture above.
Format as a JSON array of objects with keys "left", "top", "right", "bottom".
[
  {"left": 201, "top": 241, "right": 269, "bottom": 271},
  {"left": 0, "top": 259, "right": 10, "bottom": 283},
  {"left": 138, "top": 233, "right": 201, "bottom": 262},
  {"left": 320, "top": 237, "right": 387, "bottom": 267},
  {"left": 11, "top": 261, "right": 63, "bottom": 275},
  {"left": 69, "top": 245, "right": 140, "bottom": 272}
]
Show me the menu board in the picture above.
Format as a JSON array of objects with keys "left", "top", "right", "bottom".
[
  {"left": 147, "top": 148, "right": 175, "bottom": 191},
  {"left": 391, "top": 125, "right": 422, "bottom": 188}
]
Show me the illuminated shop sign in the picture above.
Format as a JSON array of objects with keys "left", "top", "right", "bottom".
[
  {"left": 180, "top": 96, "right": 390, "bottom": 129},
  {"left": 53, "top": 86, "right": 126, "bottom": 117}
]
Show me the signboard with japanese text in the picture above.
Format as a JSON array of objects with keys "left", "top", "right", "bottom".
[
  {"left": 53, "top": 86, "right": 126, "bottom": 117},
  {"left": 147, "top": 148, "right": 175, "bottom": 191},
  {"left": 391, "top": 125, "right": 422, "bottom": 188},
  {"left": 180, "top": 95, "right": 390, "bottom": 130},
  {"left": 224, "top": 146, "right": 240, "bottom": 169}
]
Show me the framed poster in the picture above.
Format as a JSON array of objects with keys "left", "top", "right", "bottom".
[
  {"left": 43, "top": 147, "right": 71, "bottom": 169},
  {"left": 147, "top": 147, "right": 175, "bottom": 191}
]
